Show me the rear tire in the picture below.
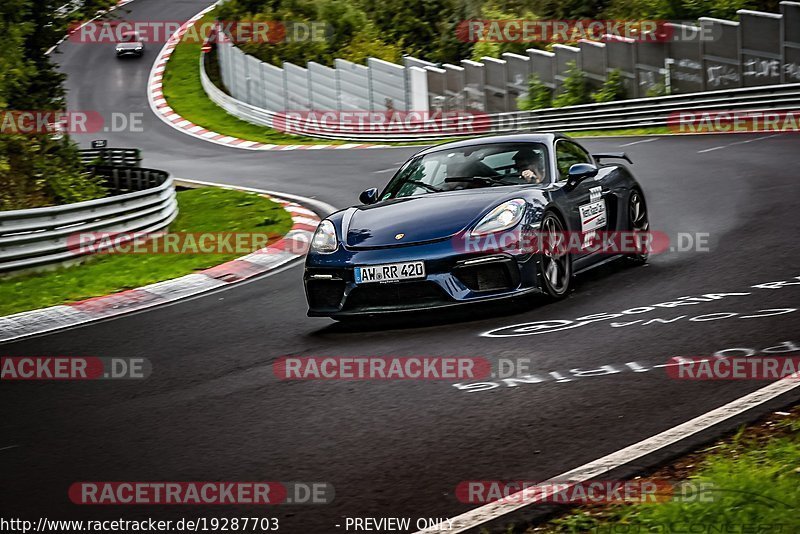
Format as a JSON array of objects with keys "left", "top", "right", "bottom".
[
  {"left": 626, "top": 189, "right": 649, "bottom": 265},
  {"left": 539, "top": 211, "right": 572, "bottom": 298}
]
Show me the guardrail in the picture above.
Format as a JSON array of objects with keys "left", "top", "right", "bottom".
[
  {"left": 0, "top": 165, "right": 177, "bottom": 274},
  {"left": 201, "top": 48, "right": 800, "bottom": 142},
  {"left": 79, "top": 148, "right": 142, "bottom": 167}
]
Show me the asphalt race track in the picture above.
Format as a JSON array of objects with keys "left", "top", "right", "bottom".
[{"left": 2, "top": 0, "right": 799, "bottom": 532}]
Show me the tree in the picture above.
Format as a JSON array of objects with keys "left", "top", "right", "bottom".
[
  {"left": 552, "top": 61, "right": 591, "bottom": 107},
  {"left": 518, "top": 74, "right": 552, "bottom": 110},
  {"left": 591, "top": 68, "right": 627, "bottom": 102},
  {"left": 0, "top": 0, "right": 106, "bottom": 209},
  {"left": 469, "top": 2, "right": 542, "bottom": 62}
]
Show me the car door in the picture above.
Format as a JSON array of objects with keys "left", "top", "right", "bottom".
[{"left": 552, "top": 139, "right": 611, "bottom": 262}]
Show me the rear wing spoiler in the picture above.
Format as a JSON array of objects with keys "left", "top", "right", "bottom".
[{"left": 592, "top": 152, "right": 632, "bottom": 164}]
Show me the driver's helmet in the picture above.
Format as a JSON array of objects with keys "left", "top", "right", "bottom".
[{"left": 512, "top": 147, "right": 542, "bottom": 168}]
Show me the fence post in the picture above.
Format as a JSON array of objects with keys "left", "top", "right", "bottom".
[
  {"left": 699, "top": 17, "right": 742, "bottom": 90},
  {"left": 482, "top": 57, "right": 508, "bottom": 113},
  {"left": 666, "top": 23, "right": 705, "bottom": 93},
  {"left": 461, "top": 59, "right": 486, "bottom": 112},
  {"left": 739, "top": 9, "right": 784, "bottom": 86},
  {"left": 502, "top": 52, "right": 530, "bottom": 111},
  {"left": 407, "top": 66, "right": 429, "bottom": 112},
  {"left": 782, "top": 1, "right": 800, "bottom": 83}
]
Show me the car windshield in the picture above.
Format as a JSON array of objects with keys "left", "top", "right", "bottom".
[{"left": 380, "top": 142, "right": 549, "bottom": 200}]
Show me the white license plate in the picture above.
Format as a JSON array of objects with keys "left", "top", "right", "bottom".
[{"left": 354, "top": 261, "right": 425, "bottom": 284}]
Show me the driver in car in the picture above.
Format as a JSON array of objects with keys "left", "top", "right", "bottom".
[{"left": 512, "top": 148, "right": 546, "bottom": 184}]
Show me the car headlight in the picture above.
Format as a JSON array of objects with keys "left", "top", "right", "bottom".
[
  {"left": 471, "top": 199, "right": 526, "bottom": 236},
  {"left": 310, "top": 220, "right": 338, "bottom": 253}
]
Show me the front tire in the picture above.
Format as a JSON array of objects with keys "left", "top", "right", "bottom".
[{"left": 539, "top": 211, "right": 572, "bottom": 298}]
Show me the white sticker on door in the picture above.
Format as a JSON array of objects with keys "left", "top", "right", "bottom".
[{"left": 580, "top": 200, "right": 607, "bottom": 232}]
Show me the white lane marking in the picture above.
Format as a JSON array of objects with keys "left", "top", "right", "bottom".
[
  {"left": 729, "top": 133, "right": 783, "bottom": 145},
  {"left": 415, "top": 371, "right": 800, "bottom": 534},
  {"left": 0, "top": 445, "right": 19, "bottom": 452},
  {"left": 698, "top": 133, "right": 783, "bottom": 153},
  {"left": 373, "top": 168, "right": 397, "bottom": 174},
  {"left": 697, "top": 145, "right": 726, "bottom": 153},
  {"left": 619, "top": 138, "right": 659, "bottom": 147}
]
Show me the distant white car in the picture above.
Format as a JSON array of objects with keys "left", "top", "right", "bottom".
[{"left": 115, "top": 31, "right": 144, "bottom": 57}]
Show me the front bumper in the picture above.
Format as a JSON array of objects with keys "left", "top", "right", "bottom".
[{"left": 304, "top": 239, "right": 541, "bottom": 317}]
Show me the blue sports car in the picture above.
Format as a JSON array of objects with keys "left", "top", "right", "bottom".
[{"left": 304, "top": 133, "right": 649, "bottom": 318}]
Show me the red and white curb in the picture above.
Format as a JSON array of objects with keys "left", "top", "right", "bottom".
[
  {"left": 0, "top": 182, "right": 329, "bottom": 343},
  {"left": 147, "top": 5, "right": 388, "bottom": 152}
]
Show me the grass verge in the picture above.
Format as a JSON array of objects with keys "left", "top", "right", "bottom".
[
  {"left": 569, "top": 127, "right": 672, "bottom": 138},
  {"left": 522, "top": 405, "right": 800, "bottom": 533},
  {"left": 0, "top": 187, "right": 293, "bottom": 316}
]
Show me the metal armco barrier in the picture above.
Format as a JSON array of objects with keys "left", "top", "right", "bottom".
[
  {"left": 204, "top": 1, "right": 800, "bottom": 141},
  {"left": 79, "top": 148, "right": 142, "bottom": 167},
  {"left": 0, "top": 165, "right": 177, "bottom": 273}
]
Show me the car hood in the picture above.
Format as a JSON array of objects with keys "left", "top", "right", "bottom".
[{"left": 344, "top": 189, "right": 527, "bottom": 248}]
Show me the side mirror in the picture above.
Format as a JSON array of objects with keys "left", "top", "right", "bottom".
[
  {"left": 566, "top": 163, "right": 598, "bottom": 188},
  {"left": 359, "top": 188, "right": 379, "bottom": 205}
]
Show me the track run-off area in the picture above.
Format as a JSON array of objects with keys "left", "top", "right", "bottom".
[{"left": 2, "top": 0, "right": 799, "bottom": 532}]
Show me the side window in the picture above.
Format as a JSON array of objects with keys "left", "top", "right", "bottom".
[{"left": 555, "top": 141, "right": 592, "bottom": 180}]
